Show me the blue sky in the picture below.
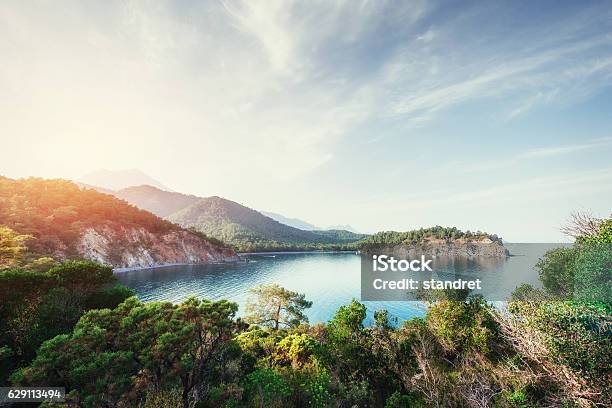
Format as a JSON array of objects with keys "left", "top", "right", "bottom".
[{"left": 1, "top": 0, "right": 611, "bottom": 241}]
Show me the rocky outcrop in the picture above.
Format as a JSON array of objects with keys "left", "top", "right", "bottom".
[
  {"left": 362, "top": 238, "right": 509, "bottom": 259},
  {"left": 76, "top": 226, "right": 238, "bottom": 269}
]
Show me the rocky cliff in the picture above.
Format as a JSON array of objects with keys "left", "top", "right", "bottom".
[
  {"left": 77, "top": 226, "right": 238, "bottom": 269},
  {"left": 0, "top": 176, "right": 238, "bottom": 270}
]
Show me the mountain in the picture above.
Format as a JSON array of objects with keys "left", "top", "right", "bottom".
[
  {"left": 261, "top": 211, "right": 319, "bottom": 230},
  {"left": 79, "top": 169, "right": 170, "bottom": 191},
  {"left": 0, "top": 177, "right": 236, "bottom": 268},
  {"left": 310, "top": 229, "right": 367, "bottom": 242},
  {"left": 70, "top": 182, "right": 367, "bottom": 252},
  {"left": 326, "top": 224, "right": 360, "bottom": 233},
  {"left": 167, "top": 197, "right": 365, "bottom": 251},
  {"left": 261, "top": 212, "right": 362, "bottom": 235},
  {"left": 114, "top": 185, "right": 200, "bottom": 218}
]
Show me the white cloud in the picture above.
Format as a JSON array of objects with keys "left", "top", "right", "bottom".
[
  {"left": 519, "top": 137, "right": 612, "bottom": 159},
  {"left": 1, "top": 0, "right": 611, "bottom": 241}
]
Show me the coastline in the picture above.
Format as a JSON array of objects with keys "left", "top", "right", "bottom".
[
  {"left": 112, "top": 251, "right": 359, "bottom": 273},
  {"left": 238, "top": 250, "right": 358, "bottom": 256},
  {"left": 113, "top": 260, "right": 237, "bottom": 274}
]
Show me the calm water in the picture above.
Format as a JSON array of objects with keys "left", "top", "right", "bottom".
[{"left": 116, "top": 243, "right": 568, "bottom": 324}]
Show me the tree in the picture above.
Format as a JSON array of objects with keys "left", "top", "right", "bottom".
[
  {"left": 0, "top": 261, "right": 132, "bottom": 385},
  {"left": 245, "top": 284, "right": 312, "bottom": 329},
  {"left": 0, "top": 226, "right": 31, "bottom": 269},
  {"left": 13, "top": 296, "right": 243, "bottom": 408},
  {"left": 560, "top": 211, "right": 602, "bottom": 240},
  {"left": 535, "top": 246, "right": 579, "bottom": 299}
]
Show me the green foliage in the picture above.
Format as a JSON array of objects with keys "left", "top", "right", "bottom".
[
  {"left": 274, "top": 333, "right": 318, "bottom": 368},
  {"left": 327, "top": 299, "right": 366, "bottom": 337},
  {"left": 4, "top": 210, "right": 609, "bottom": 407},
  {"left": 514, "top": 301, "right": 611, "bottom": 387},
  {"left": 142, "top": 387, "right": 183, "bottom": 408},
  {"left": 303, "top": 369, "right": 332, "bottom": 408},
  {"left": 426, "top": 297, "right": 498, "bottom": 355},
  {"left": 504, "top": 388, "right": 529, "bottom": 406},
  {"left": 0, "top": 177, "right": 178, "bottom": 259},
  {"left": 246, "top": 367, "right": 290, "bottom": 407},
  {"left": 385, "top": 391, "right": 423, "bottom": 408},
  {"left": 0, "top": 226, "right": 31, "bottom": 269},
  {"left": 167, "top": 195, "right": 366, "bottom": 252},
  {"left": 573, "top": 243, "right": 611, "bottom": 303},
  {"left": 0, "top": 260, "right": 131, "bottom": 384},
  {"left": 24, "top": 257, "right": 58, "bottom": 272},
  {"left": 577, "top": 218, "right": 612, "bottom": 244},
  {"left": 536, "top": 247, "right": 579, "bottom": 299},
  {"left": 13, "top": 296, "right": 242, "bottom": 407},
  {"left": 360, "top": 226, "right": 501, "bottom": 251},
  {"left": 245, "top": 284, "right": 312, "bottom": 329},
  {"left": 508, "top": 216, "right": 612, "bottom": 403}
]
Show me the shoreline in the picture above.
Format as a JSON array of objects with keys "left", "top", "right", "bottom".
[
  {"left": 113, "top": 260, "right": 237, "bottom": 274},
  {"left": 112, "top": 250, "right": 359, "bottom": 273},
  {"left": 238, "top": 250, "right": 358, "bottom": 256}
]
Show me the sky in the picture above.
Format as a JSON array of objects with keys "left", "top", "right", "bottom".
[{"left": 1, "top": 0, "right": 611, "bottom": 242}]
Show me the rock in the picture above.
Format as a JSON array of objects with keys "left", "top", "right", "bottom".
[
  {"left": 362, "top": 238, "right": 509, "bottom": 259},
  {"left": 75, "top": 226, "right": 238, "bottom": 268}
]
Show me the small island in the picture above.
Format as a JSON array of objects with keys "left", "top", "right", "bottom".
[{"left": 360, "top": 226, "right": 509, "bottom": 258}]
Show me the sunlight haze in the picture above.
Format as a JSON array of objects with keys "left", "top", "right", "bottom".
[{"left": 1, "top": 0, "right": 611, "bottom": 241}]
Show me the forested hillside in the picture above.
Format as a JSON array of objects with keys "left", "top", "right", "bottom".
[
  {"left": 77, "top": 183, "right": 366, "bottom": 252},
  {"left": 168, "top": 196, "right": 366, "bottom": 251},
  {"left": 0, "top": 177, "right": 236, "bottom": 267},
  {"left": 362, "top": 226, "right": 501, "bottom": 246}
]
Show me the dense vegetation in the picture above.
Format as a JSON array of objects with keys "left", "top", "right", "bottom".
[
  {"left": 167, "top": 196, "right": 367, "bottom": 252},
  {"left": 1, "top": 215, "right": 609, "bottom": 407},
  {"left": 360, "top": 227, "right": 502, "bottom": 251},
  {"left": 0, "top": 261, "right": 134, "bottom": 385},
  {"left": 0, "top": 177, "right": 179, "bottom": 259},
  {"left": 1, "top": 202, "right": 608, "bottom": 406}
]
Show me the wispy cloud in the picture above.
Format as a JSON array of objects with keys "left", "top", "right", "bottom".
[
  {"left": 386, "top": 33, "right": 612, "bottom": 123},
  {"left": 1, "top": 0, "right": 611, "bottom": 240},
  {"left": 438, "top": 137, "right": 612, "bottom": 174},
  {"left": 519, "top": 137, "right": 612, "bottom": 159}
]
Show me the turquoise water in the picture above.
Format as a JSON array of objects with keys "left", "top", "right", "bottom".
[{"left": 116, "top": 243, "right": 567, "bottom": 324}]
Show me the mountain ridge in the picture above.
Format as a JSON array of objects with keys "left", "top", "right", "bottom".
[
  {"left": 167, "top": 196, "right": 367, "bottom": 251},
  {"left": 0, "top": 176, "right": 237, "bottom": 268},
  {"left": 76, "top": 182, "right": 367, "bottom": 252},
  {"left": 79, "top": 169, "right": 171, "bottom": 191}
]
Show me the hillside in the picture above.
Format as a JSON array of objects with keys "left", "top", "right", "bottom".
[
  {"left": 114, "top": 185, "right": 200, "bottom": 218},
  {"left": 69, "top": 182, "right": 367, "bottom": 252},
  {"left": 168, "top": 196, "right": 365, "bottom": 251},
  {"left": 0, "top": 177, "right": 237, "bottom": 268},
  {"left": 360, "top": 226, "right": 509, "bottom": 258}
]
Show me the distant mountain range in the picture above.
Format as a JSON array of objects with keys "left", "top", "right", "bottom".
[
  {"left": 326, "top": 224, "right": 360, "bottom": 233},
  {"left": 79, "top": 169, "right": 171, "bottom": 191},
  {"left": 168, "top": 196, "right": 366, "bottom": 251},
  {"left": 79, "top": 180, "right": 367, "bottom": 252},
  {"left": 261, "top": 211, "right": 319, "bottom": 230},
  {"left": 262, "top": 212, "right": 360, "bottom": 234},
  {"left": 114, "top": 185, "right": 200, "bottom": 218}
]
